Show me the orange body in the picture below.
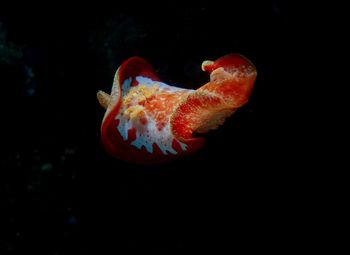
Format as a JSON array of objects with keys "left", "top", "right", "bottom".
[{"left": 97, "top": 54, "right": 257, "bottom": 163}]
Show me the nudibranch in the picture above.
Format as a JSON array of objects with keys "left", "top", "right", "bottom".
[{"left": 97, "top": 54, "right": 257, "bottom": 163}]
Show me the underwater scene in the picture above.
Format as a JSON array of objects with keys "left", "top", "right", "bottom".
[{"left": 1, "top": 1, "right": 313, "bottom": 254}]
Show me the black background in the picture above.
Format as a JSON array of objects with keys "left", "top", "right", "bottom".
[{"left": 1, "top": 1, "right": 328, "bottom": 254}]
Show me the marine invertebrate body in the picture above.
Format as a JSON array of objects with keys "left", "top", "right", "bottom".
[{"left": 98, "top": 54, "right": 257, "bottom": 163}]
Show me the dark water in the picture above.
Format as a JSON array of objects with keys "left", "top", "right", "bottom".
[{"left": 1, "top": 2, "right": 324, "bottom": 254}]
